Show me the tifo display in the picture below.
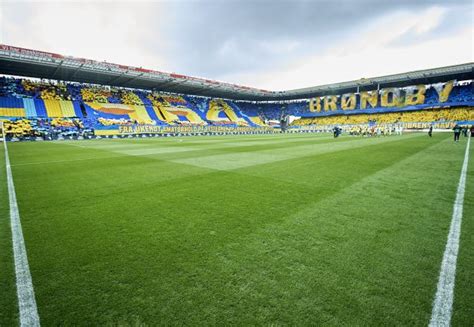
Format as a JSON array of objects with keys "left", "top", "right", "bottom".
[{"left": 0, "top": 76, "right": 472, "bottom": 140}]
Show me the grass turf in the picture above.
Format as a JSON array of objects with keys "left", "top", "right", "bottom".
[{"left": 1, "top": 132, "right": 472, "bottom": 325}]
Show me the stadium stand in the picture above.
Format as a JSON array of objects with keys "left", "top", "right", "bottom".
[
  {"left": 0, "top": 73, "right": 472, "bottom": 140},
  {"left": 291, "top": 108, "right": 474, "bottom": 127},
  {"left": 0, "top": 77, "right": 283, "bottom": 139}
]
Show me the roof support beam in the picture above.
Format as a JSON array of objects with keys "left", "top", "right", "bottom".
[
  {"left": 116, "top": 73, "right": 144, "bottom": 87},
  {"left": 50, "top": 60, "right": 64, "bottom": 79},
  {"left": 106, "top": 71, "right": 128, "bottom": 85},
  {"left": 69, "top": 63, "right": 85, "bottom": 79}
]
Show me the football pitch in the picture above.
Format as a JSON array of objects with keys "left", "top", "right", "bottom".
[{"left": 1, "top": 132, "right": 472, "bottom": 325}]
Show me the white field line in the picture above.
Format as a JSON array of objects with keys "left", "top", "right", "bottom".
[
  {"left": 2, "top": 137, "right": 41, "bottom": 326},
  {"left": 429, "top": 136, "right": 471, "bottom": 327}
]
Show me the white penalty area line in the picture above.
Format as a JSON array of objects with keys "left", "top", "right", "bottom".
[
  {"left": 429, "top": 136, "right": 471, "bottom": 327},
  {"left": 3, "top": 138, "right": 41, "bottom": 326}
]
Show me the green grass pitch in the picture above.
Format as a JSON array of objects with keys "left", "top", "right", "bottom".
[{"left": 1, "top": 132, "right": 473, "bottom": 325}]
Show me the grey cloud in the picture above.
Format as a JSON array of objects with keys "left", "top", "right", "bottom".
[
  {"left": 2, "top": 0, "right": 472, "bottom": 82},
  {"left": 145, "top": 0, "right": 471, "bottom": 78},
  {"left": 387, "top": 4, "right": 473, "bottom": 48}
]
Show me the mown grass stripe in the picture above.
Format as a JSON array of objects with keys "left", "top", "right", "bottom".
[
  {"left": 429, "top": 136, "right": 471, "bottom": 327},
  {"left": 3, "top": 138, "right": 40, "bottom": 327},
  {"left": 170, "top": 133, "right": 424, "bottom": 171}
]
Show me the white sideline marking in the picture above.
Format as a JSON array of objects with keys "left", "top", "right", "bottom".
[
  {"left": 429, "top": 136, "right": 471, "bottom": 327},
  {"left": 3, "top": 139, "right": 41, "bottom": 326}
]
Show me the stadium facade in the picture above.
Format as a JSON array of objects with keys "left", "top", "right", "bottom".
[{"left": 0, "top": 44, "right": 473, "bottom": 140}]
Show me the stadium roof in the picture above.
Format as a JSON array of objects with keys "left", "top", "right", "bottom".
[{"left": 0, "top": 44, "right": 472, "bottom": 101}]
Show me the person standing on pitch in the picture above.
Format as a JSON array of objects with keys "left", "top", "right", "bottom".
[
  {"left": 470, "top": 125, "right": 474, "bottom": 137},
  {"left": 428, "top": 125, "right": 433, "bottom": 138},
  {"left": 453, "top": 124, "right": 461, "bottom": 142}
]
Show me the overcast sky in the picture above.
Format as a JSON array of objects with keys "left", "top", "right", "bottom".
[{"left": 0, "top": 0, "right": 472, "bottom": 90}]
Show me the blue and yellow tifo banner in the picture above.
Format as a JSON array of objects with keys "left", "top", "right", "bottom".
[
  {"left": 304, "top": 80, "right": 474, "bottom": 117},
  {"left": 0, "top": 97, "right": 26, "bottom": 117},
  {"left": 0, "top": 97, "right": 83, "bottom": 118},
  {"left": 94, "top": 124, "right": 274, "bottom": 136}
]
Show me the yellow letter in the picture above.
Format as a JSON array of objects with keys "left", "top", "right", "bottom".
[
  {"left": 309, "top": 97, "right": 321, "bottom": 112},
  {"left": 404, "top": 85, "right": 426, "bottom": 106},
  {"left": 360, "top": 91, "right": 378, "bottom": 109},
  {"left": 433, "top": 80, "right": 455, "bottom": 103},
  {"left": 341, "top": 93, "right": 356, "bottom": 110},
  {"left": 323, "top": 95, "right": 338, "bottom": 111},
  {"left": 381, "top": 88, "right": 401, "bottom": 107}
]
